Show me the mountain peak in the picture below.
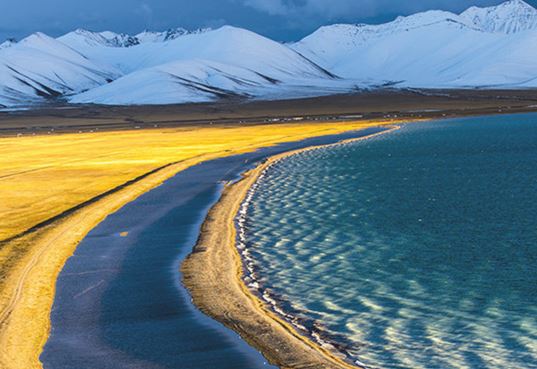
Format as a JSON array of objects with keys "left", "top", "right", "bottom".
[
  {"left": 60, "top": 27, "right": 212, "bottom": 48},
  {"left": 20, "top": 32, "right": 49, "bottom": 42},
  {"left": 499, "top": 0, "right": 534, "bottom": 9},
  {"left": 103, "top": 32, "right": 140, "bottom": 47},
  {"left": 460, "top": 0, "right": 537, "bottom": 33},
  {"left": 300, "top": 9, "right": 475, "bottom": 48},
  {"left": 18, "top": 32, "right": 66, "bottom": 50},
  {"left": 0, "top": 39, "right": 16, "bottom": 50},
  {"left": 59, "top": 29, "right": 140, "bottom": 48},
  {"left": 135, "top": 27, "right": 211, "bottom": 43},
  {"left": 388, "top": 9, "right": 474, "bottom": 30}
]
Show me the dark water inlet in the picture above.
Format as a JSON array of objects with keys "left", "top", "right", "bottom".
[{"left": 41, "top": 126, "right": 387, "bottom": 369}]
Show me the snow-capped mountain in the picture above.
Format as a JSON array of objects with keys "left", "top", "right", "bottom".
[
  {"left": 0, "top": 32, "right": 119, "bottom": 107},
  {"left": 58, "top": 27, "right": 212, "bottom": 49},
  {"left": 291, "top": 10, "right": 478, "bottom": 68},
  {"left": 461, "top": 0, "right": 537, "bottom": 33},
  {"left": 71, "top": 26, "right": 351, "bottom": 105},
  {"left": 0, "top": 26, "right": 346, "bottom": 107},
  {"left": 292, "top": 0, "right": 537, "bottom": 88},
  {"left": 58, "top": 29, "right": 140, "bottom": 48},
  {"left": 0, "top": 0, "right": 536, "bottom": 108},
  {"left": 59, "top": 25, "right": 337, "bottom": 76}
]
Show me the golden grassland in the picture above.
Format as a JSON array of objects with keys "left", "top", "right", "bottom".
[
  {"left": 0, "top": 119, "right": 400, "bottom": 369},
  {"left": 1, "top": 121, "right": 396, "bottom": 241}
]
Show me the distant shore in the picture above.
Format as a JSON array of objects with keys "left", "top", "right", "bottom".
[
  {"left": 181, "top": 126, "right": 399, "bottom": 369},
  {"left": 2, "top": 89, "right": 537, "bottom": 137}
]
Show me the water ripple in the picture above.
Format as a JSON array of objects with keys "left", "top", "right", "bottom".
[{"left": 238, "top": 116, "right": 537, "bottom": 369}]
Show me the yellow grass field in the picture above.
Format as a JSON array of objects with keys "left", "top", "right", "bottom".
[
  {"left": 0, "top": 121, "right": 392, "bottom": 242},
  {"left": 0, "top": 120, "right": 399, "bottom": 369}
]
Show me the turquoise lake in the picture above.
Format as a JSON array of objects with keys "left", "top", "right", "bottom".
[{"left": 239, "top": 114, "right": 537, "bottom": 369}]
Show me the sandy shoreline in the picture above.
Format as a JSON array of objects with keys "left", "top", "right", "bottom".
[{"left": 181, "top": 126, "right": 399, "bottom": 369}]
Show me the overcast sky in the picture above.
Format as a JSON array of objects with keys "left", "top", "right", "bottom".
[{"left": 1, "top": 0, "right": 536, "bottom": 42}]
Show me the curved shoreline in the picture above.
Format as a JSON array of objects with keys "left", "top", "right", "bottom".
[
  {"left": 0, "top": 120, "right": 397, "bottom": 369},
  {"left": 181, "top": 126, "right": 399, "bottom": 369}
]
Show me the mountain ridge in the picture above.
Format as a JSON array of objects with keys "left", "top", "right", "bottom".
[
  {"left": 1, "top": 0, "right": 537, "bottom": 108},
  {"left": 461, "top": 0, "right": 537, "bottom": 33},
  {"left": 291, "top": 0, "right": 537, "bottom": 89}
]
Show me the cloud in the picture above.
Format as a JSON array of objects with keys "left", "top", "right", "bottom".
[
  {"left": 243, "top": 0, "right": 291, "bottom": 15},
  {"left": 135, "top": 2, "right": 154, "bottom": 28},
  {"left": 0, "top": 0, "right": 526, "bottom": 43},
  {"left": 239, "top": 0, "right": 403, "bottom": 20},
  {"left": 138, "top": 3, "right": 153, "bottom": 16},
  {"left": 202, "top": 18, "right": 228, "bottom": 29},
  {"left": 240, "top": 0, "right": 505, "bottom": 20}
]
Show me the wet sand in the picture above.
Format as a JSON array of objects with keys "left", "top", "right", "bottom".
[{"left": 181, "top": 127, "right": 399, "bottom": 368}]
